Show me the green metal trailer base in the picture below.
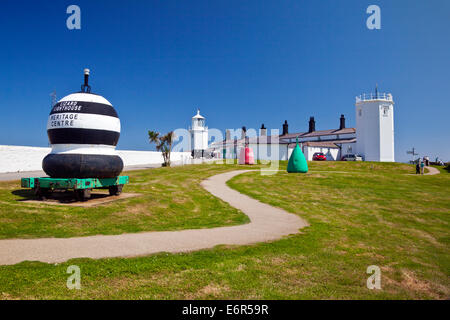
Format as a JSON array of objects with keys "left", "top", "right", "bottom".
[{"left": 21, "top": 176, "right": 129, "bottom": 201}]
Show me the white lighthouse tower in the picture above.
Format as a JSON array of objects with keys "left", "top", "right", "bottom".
[
  {"left": 189, "top": 109, "right": 208, "bottom": 158},
  {"left": 355, "top": 86, "right": 395, "bottom": 162}
]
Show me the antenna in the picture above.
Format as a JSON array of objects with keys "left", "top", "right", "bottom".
[
  {"left": 81, "top": 68, "right": 91, "bottom": 93},
  {"left": 50, "top": 90, "right": 57, "bottom": 107}
]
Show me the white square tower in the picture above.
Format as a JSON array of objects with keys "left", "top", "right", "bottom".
[{"left": 355, "top": 88, "right": 395, "bottom": 162}]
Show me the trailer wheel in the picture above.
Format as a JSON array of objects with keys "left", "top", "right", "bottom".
[
  {"left": 75, "top": 189, "right": 91, "bottom": 201},
  {"left": 34, "top": 187, "right": 50, "bottom": 200},
  {"left": 109, "top": 184, "right": 123, "bottom": 196}
]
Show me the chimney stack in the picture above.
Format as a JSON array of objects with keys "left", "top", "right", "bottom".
[
  {"left": 226, "top": 129, "right": 231, "bottom": 141},
  {"left": 339, "top": 114, "right": 346, "bottom": 130},
  {"left": 282, "top": 120, "right": 289, "bottom": 136},
  {"left": 260, "top": 124, "right": 267, "bottom": 136},
  {"left": 241, "top": 126, "right": 247, "bottom": 139},
  {"left": 308, "top": 117, "right": 315, "bottom": 133}
]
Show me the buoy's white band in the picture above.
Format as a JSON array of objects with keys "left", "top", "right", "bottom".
[
  {"left": 50, "top": 144, "right": 119, "bottom": 155},
  {"left": 59, "top": 93, "right": 113, "bottom": 106},
  {"left": 47, "top": 113, "right": 121, "bottom": 132}
]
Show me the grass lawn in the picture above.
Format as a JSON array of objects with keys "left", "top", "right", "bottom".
[
  {"left": 0, "top": 164, "right": 251, "bottom": 239},
  {"left": 0, "top": 161, "right": 449, "bottom": 299}
]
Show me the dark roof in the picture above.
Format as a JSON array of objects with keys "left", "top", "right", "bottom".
[
  {"left": 281, "top": 127, "right": 355, "bottom": 139},
  {"left": 333, "top": 127, "right": 356, "bottom": 135},
  {"left": 210, "top": 135, "right": 290, "bottom": 147},
  {"left": 247, "top": 135, "right": 289, "bottom": 144},
  {"left": 288, "top": 138, "right": 356, "bottom": 149},
  {"left": 280, "top": 132, "right": 306, "bottom": 139},
  {"left": 289, "top": 141, "right": 339, "bottom": 148},
  {"left": 302, "top": 127, "right": 355, "bottom": 137},
  {"left": 209, "top": 128, "right": 356, "bottom": 148}
]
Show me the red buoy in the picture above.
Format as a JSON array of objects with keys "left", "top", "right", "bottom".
[{"left": 239, "top": 147, "right": 255, "bottom": 165}]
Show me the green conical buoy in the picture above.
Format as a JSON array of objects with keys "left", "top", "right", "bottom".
[{"left": 287, "top": 138, "right": 308, "bottom": 173}]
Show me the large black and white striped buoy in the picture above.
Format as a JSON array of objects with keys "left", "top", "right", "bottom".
[{"left": 42, "top": 69, "right": 124, "bottom": 178}]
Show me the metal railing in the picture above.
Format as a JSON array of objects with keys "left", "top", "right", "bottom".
[
  {"left": 188, "top": 126, "right": 208, "bottom": 130},
  {"left": 355, "top": 92, "right": 393, "bottom": 103}
]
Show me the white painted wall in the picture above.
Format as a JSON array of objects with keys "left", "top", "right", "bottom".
[
  {"left": 356, "top": 101, "right": 379, "bottom": 161},
  {"left": 217, "top": 143, "right": 289, "bottom": 161},
  {"left": 355, "top": 98, "right": 395, "bottom": 162},
  {"left": 0, "top": 145, "right": 51, "bottom": 172},
  {"left": 117, "top": 150, "right": 191, "bottom": 166},
  {"left": 249, "top": 143, "right": 289, "bottom": 161},
  {"left": 379, "top": 104, "right": 395, "bottom": 162},
  {"left": 300, "top": 146, "right": 340, "bottom": 161},
  {"left": 341, "top": 142, "right": 357, "bottom": 156},
  {"left": 0, "top": 145, "right": 191, "bottom": 173},
  {"left": 190, "top": 128, "right": 208, "bottom": 151}
]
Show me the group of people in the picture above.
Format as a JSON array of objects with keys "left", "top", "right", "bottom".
[
  {"left": 435, "top": 157, "right": 445, "bottom": 166},
  {"left": 415, "top": 156, "right": 429, "bottom": 174}
]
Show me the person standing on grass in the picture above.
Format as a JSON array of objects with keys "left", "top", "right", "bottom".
[
  {"left": 416, "top": 162, "right": 420, "bottom": 174},
  {"left": 420, "top": 160, "right": 425, "bottom": 175}
]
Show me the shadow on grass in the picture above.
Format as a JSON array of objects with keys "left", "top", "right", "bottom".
[
  {"left": 444, "top": 165, "right": 450, "bottom": 173},
  {"left": 11, "top": 189, "right": 36, "bottom": 201},
  {"left": 11, "top": 189, "right": 112, "bottom": 204}
]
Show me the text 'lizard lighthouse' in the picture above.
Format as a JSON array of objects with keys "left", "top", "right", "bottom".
[{"left": 42, "top": 69, "right": 124, "bottom": 178}]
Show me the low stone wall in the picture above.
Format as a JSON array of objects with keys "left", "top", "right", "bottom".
[{"left": 0, "top": 145, "right": 191, "bottom": 173}]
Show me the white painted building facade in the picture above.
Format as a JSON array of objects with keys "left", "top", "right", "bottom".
[
  {"left": 207, "top": 89, "right": 395, "bottom": 162},
  {"left": 300, "top": 143, "right": 341, "bottom": 162},
  {"left": 355, "top": 92, "right": 395, "bottom": 162}
]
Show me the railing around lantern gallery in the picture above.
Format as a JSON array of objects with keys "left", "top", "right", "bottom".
[
  {"left": 189, "top": 126, "right": 208, "bottom": 131},
  {"left": 355, "top": 92, "right": 393, "bottom": 103}
]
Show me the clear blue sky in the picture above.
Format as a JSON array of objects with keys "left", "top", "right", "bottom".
[{"left": 0, "top": 0, "right": 448, "bottom": 162}]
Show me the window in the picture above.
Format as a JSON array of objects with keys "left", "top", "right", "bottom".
[
  {"left": 358, "top": 109, "right": 362, "bottom": 117},
  {"left": 382, "top": 105, "right": 389, "bottom": 117}
]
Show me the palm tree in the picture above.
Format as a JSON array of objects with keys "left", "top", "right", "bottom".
[{"left": 148, "top": 130, "right": 175, "bottom": 167}]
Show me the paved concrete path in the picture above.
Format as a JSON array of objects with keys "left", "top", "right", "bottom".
[
  {"left": 424, "top": 166, "right": 440, "bottom": 175},
  {"left": 409, "top": 166, "right": 441, "bottom": 176},
  {"left": 0, "top": 170, "right": 308, "bottom": 265}
]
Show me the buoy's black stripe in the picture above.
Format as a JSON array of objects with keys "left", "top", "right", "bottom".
[
  {"left": 43, "top": 153, "right": 123, "bottom": 178},
  {"left": 50, "top": 102, "right": 118, "bottom": 118},
  {"left": 48, "top": 128, "right": 120, "bottom": 146}
]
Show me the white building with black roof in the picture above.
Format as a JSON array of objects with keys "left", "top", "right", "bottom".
[{"left": 208, "top": 88, "right": 395, "bottom": 162}]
